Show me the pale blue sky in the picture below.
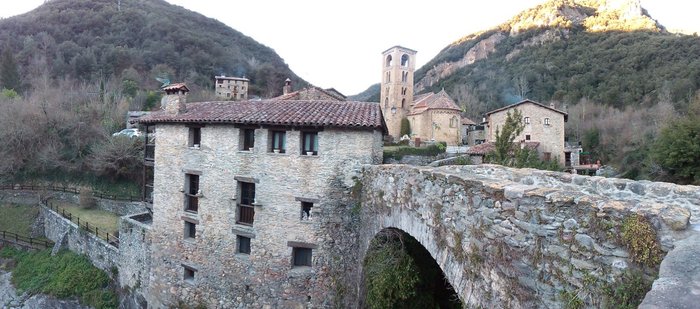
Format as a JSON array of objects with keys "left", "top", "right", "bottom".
[{"left": 2, "top": 0, "right": 698, "bottom": 95}]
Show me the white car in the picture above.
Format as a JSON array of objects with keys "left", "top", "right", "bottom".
[{"left": 112, "top": 128, "right": 142, "bottom": 138}]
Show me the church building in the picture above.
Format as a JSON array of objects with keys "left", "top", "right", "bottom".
[{"left": 379, "top": 46, "right": 462, "bottom": 145}]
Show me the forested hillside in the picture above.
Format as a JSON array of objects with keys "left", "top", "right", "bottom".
[
  {"left": 0, "top": 0, "right": 306, "bottom": 98},
  {"left": 0, "top": 0, "right": 308, "bottom": 186}
]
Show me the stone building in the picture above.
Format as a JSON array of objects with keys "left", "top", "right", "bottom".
[
  {"left": 484, "top": 99, "right": 568, "bottom": 166},
  {"left": 274, "top": 79, "right": 346, "bottom": 101},
  {"left": 214, "top": 75, "right": 249, "bottom": 100},
  {"left": 134, "top": 84, "right": 384, "bottom": 308},
  {"left": 379, "top": 46, "right": 461, "bottom": 145}
]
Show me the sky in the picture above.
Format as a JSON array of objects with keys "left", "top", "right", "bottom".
[{"left": 1, "top": 0, "right": 699, "bottom": 95}]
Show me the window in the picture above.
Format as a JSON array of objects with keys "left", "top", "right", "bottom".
[
  {"left": 544, "top": 117, "right": 550, "bottom": 125},
  {"left": 450, "top": 116, "right": 458, "bottom": 128},
  {"left": 183, "top": 266, "right": 196, "bottom": 283},
  {"left": 184, "top": 174, "right": 199, "bottom": 213},
  {"left": 543, "top": 152, "right": 552, "bottom": 161},
  {"left": 401, "top": 54, "right": 409, "bottom": 67},
  {"left": 188, "top": 127, "right": 201, "bottom": 147},
  {"left": 524, "top": 117, "right": 530, "bottom": 124},
  {"left": 292, "top": 247, "right": 312, "bottom": 267},
  {"left": 384, "top": 98, "right": 388, "bottom": 109},
  {"left": 301, "top": 132, "right": 319, "bottom": 155},
  {"left": 385, "top": 55, "right": 392, "bottom": 67},
  {"left": 385, "top": 71, "right": 390, "bottom": 83},
  {"left": 525, "top": 134, "right": 531, "bottom": 141},
  {"left": 184, "top": 221, "right": 196, "bottom": 239},
  {"left": 237, "top": 235, "right": 251, "bottom": 254},
  {"left": 270, "top": 130, "right": 286, "bottom": 153},
  {"left": 226, "top": 93, "right": 230, "bottom": 97},
  {"left": 401, "top": 98, "right": 405, "bottom": 108},
  {"left": 241, "top": 129, "right": 255, "bottom": 151},
  {"left": 401, "top": 71, "right": 407, "bottom": 82},
  {"left": 300, "top": 202, "right": 313, "bottom": 220},
  {"left": 401, "top": 87, "right": 407, "bottom": 95},
  {"left": 237, "top": 182, "right": 255, "bottom": 225},
  {"left": 217, "top": 79, "right": 223, "bottom": 84}
]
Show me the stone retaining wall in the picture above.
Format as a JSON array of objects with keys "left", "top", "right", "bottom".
[{"left": 40, "top": 205, "right": 118, "bottom": 273}]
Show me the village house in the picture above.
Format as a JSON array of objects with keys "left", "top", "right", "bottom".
[
  {"left": 273, "top": 78, "right": 346, "bottom": 101},
  {"left": 467, "top": 99, "right": 568, "bottom": 166},
  {"left": 214, "top": 75, "right": 249, "bottom": 100},
  {"left": 379, "top": 46, "right": 462, "bottom": 145},
  {"left": 135, "top": 83, "right": 384, "bottom": 308}
]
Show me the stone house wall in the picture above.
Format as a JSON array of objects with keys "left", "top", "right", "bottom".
[
  {"left": 488, "top": 102, "right": 566, "bottom": 166},
  {"left": 145, "top": 123, "right": 382, "bottom": 308},
  {"left": 118, "top": 214, "right": 152, "bottom": 308}
]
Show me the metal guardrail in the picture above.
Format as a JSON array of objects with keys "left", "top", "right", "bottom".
[
  {"left": 0, "top": 184, "right": 141, "bottom": 202},
  {"left": 0, "top": 230, "right": 52, "bottom": 250},
  {"left": 44, "top": 202, "right": 120, "bottom": 248}
]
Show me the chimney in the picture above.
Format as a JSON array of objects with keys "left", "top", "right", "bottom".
[
  {"left": 161, "top": 83, "right": 189, "bottom": 114},
  {"left": 549, "top": 102, "right": 556, "bottom": 109},
  {"left": 283, "top": 78, "right": 292, "bottom": 95}
]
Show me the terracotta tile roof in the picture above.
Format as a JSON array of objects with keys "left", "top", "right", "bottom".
[
  {"left": 162, "top": 83, "right": 189, "bottom": 92},
  {"left": 461, "top": 117, "right": 476, "bottom": 125},
  {"left": 466, "top": 141, "right": 539, "bottom": 155},
  {"left": 408, "top": 90, "right": 461, "bottom": 116},
  {"left": 136, "top": 100, "right": 386, "bottom": 132},
  {"left": 486, "top": 99, "right": 568, "bottom": 121}
]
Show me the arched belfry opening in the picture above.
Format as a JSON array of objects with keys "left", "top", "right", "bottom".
[
  {"left": 361, "top": 228, "right": 461, "bottom": 308},
  {"left": 401, "top": 54, "right": 410, "bottom": 67},
  {"left": 386, "top": 55, "right": 393, "bottom": 67}
]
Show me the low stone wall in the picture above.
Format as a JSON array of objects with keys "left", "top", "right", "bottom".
[
  {"left": 40, "top": 205, "right": 118, "bottom": 273},
  {"left": 384, "top": 154, "right": 446, "bottom": 165},
  {"left": 0, "top": 189, "right": 146, "bottom": 216},
  {"left": 118, "top": 213, "right": 152, "bottom": 308},
  {"left": 356, "top": 164, "right": 697, "bottom": 308}
]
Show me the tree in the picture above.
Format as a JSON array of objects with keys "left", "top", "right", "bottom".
[
  {"left": 0, "top": 47, "right": 21, "bottom": 92},
  {"left": 652, "top": 102, "right": 700, "bottom": 184},
  {"left": 488, "top": 109, "right": 525, "bottom": 165}
]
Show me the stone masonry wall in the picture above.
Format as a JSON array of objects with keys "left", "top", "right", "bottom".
[
  {"left": 145, "top": 124, "right": 382, "bottom": 308},
  {"left": 356, "top": 164, "right": 696, "bottom": 308},
  {"left": 118, "top": 214, "right": 153, "bottom": 308},
  {"left": 488, "top": 102, "right": 566, "bottom": 166},
  {"left": 40, "top": 205, "right": 119, "bottom": 273}
]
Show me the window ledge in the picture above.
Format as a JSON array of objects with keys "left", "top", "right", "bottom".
[
  {"left": 238, "top": 150, "right": 255, "bottom": 154},
  {"left": 183, "top": 278, "right": 196, "bottom": 286},
  {"left": 300, "top": 153, "right": 319, "bottom": 158},
  {"left": 289, "top": 266, "right": 313, "bottom": 277},
  {"left": 183, "top": 238, "right": 196, "bottom": 244},
  {"left": 252, "top": 202, "right": 263, "bottom": 207},
  {"left": 188, "top": 146, "right": 202, "bottom": 150},
  {"left": 267, "top": 151, "right": 288, "bottom": 155}
]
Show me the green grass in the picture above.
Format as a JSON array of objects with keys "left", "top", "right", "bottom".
[
  {"left": 0, "top": 204, "right": 39, "bottom": 235},
  {"left": 6, "top": 172, "right": 141, "bottom": 198},
  {"left": 53, "top": 201, "right": 119, "bottom": 236},
  {"left": 0, "top": 247, "right": 117, "bottom": 309}
]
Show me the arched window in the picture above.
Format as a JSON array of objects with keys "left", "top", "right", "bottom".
[
  {"left": 450, "top": 116, "right": 459, "bottom": 128},
  {"left": 385, "top": 98, "right": 388, "bottom": 109},
  {"left": 401, "top": 54, "right": 409, "bottom": 67},
  {"left": 385, "top": 71, "right": 390, "bottom": 83},
  {"left": 386, "top": 55, "right": 393, "bottom": 67},
  {"left": 544, "top": 117, "right": 550, "bottom": 125},
  {"left": 401, "top": 71, "right": 408, "bottom": 82},
  {"left": 401, "top": 98, "right": 405, "bottom": 108}
]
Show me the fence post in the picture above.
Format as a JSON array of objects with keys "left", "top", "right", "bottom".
[
  {"left": 95, "top": 227, "right": 99, "bottom": 238},
  {"left": 76, "top": 217, "right": 79, "bottom": 225}
]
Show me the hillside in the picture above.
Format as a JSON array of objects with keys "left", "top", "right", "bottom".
[
  {"left": 0, "top": 0, "right": 306, "bottom": 97},
  {"left": 357, "top": 0, "right": 700, "bottom": 116}
]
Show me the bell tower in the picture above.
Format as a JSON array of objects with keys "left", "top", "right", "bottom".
[{"left": 380, "top": 46, "right": 416, "bottom": 140}]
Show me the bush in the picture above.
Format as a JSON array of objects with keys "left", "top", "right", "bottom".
[
  {"left": 1, "top": 247, "right": 118, "bottom": 309},
  {"left": 383, "top": 142, "right": 447, "bottom": 160},
  {"left": 79, "top": 186, "right": 97, "bottom": 209},
  {"left": 89, "top": 136, "right": 144, "bottom": 182},
  {"left": 400, "top": 118, "right": 411, "bottom": 137}
]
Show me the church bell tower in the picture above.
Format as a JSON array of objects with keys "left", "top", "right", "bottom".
[{"left": 380, "top": 46, "right": 416, "bottom": 140}]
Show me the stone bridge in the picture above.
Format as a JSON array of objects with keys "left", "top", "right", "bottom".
[{"left": 352, "top": 164, "right": 700, "bottom": 308}]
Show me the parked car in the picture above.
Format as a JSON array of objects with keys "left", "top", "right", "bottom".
[{"left": 112, "top": 128, "right": 142, "bottom": 138}]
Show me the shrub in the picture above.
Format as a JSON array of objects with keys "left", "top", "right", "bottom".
[
  {"left": 400, "top": 118, "right": 411, "bottom": 137},
  {"left": 621, "top": 214, "right": 663, "bottom": 268},
  {"left": 383, "top": 142, "right": 447, "bottom": 160},
  {"left": 79, "top": 186, "right": 97, "bottom": 209}
]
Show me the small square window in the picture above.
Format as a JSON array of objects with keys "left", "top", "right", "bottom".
[
  {"left": 544, "top": 118, "right": 550, "bottom": 125},
  {"left": 543, "top": 152, "right": 552, "bottom": 161},
  {"left": 184, "top": 221, "right": 196, "bottom": 239},
  {"left": 292, "top": 247, "right": 312, "bottom": 267},
  {"left": 188, "top": 127, "right": 201, "bottom": 147},
  {"left": 525, "top": 135, "right": 531, "bottom": 141},
  {"left": 241, "top": 129, "right": 255, "bottom": 151},
  {"left": 183, "top": 266, "right": 196, "bottom": 283},
  {"left": 301, "top": 132, "right": 318, "bottom": 155},
  {"left": 270, "top": 130, "right": 287, "bottom": 153},
  {"left": 237, "top": 235, "right": 251, "bottom": 254},
  {"left": 300, "top": 202, "right": 313, "bottom": 220}
]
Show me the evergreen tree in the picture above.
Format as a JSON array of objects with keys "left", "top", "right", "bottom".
[{"left": 0, "top": 47, "right": 21, "bottom": 92}]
